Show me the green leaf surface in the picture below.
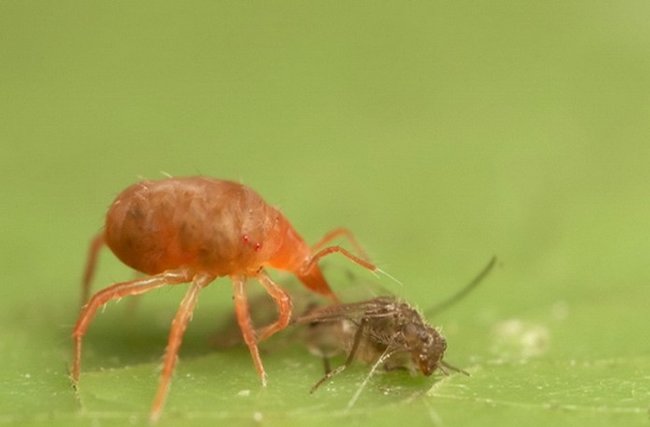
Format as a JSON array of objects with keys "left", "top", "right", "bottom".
[{"left": 1, "top": 2, "right": 649, "bottom": 427}]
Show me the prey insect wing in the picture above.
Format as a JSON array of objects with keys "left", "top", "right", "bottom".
[{"left": 297, "top": 296, "right": 398, "bottom": 325}]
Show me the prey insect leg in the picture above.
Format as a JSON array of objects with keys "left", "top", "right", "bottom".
[
  {"left": 71, "top": 268, "right": 194, "bottom": 384},
  {"left": 346, "top": 347, "right": 396, "bottom": 411},
  {"left": 322, "top": 357, "right": 332, "bottom": 375},
  {"left": 310, "top": 318, "right": 368, "bottom": 393},
  {"left": 150, "top": 273, "right": 214, "bottom": 423}
]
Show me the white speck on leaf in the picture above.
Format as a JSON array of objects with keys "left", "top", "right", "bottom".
[{"left": 490, "top": 319, "right": 550, "bottom": 360}]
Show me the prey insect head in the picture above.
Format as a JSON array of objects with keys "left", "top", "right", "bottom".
[{"left": 409, "top": 325, "right": 447, "bottom": 376}]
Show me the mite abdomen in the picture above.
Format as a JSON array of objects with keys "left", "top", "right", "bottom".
[{"left": 104, "top": 177, "right": 282, "bottom": 276}]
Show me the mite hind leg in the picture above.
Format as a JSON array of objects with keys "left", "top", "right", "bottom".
[
  {"left": 255, "top": 271, "right": 293, "bottom": 342},
  {"left": 80, "top": 233, "right": 105, "bottom": 305},
  {"left": 149, "top": 273, "right": 214, "bottom": 423},
  {"left": 71, "top": 269, "right": 194, "bottom": 384}
]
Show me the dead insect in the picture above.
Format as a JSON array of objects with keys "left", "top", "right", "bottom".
[{"left": 296, "top": 257, "right": 496, "bottom": 407}]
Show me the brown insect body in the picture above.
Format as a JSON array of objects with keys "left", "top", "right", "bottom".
[
  {"left": 72, "top": 176, "right": 374, "bottom": 422},
  {"left": 360, "top": 298, "right": 447, "bottom": 376},
  {"left": 298, "top": 257, "right": 497, "bottom": 398},
  {"left": 300, "top": 296, "right": 448, "bottom": 383}
]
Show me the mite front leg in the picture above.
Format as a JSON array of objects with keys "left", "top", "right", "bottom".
[
  {"left": 256, "top": 271, "right": 293, "bottom": 342},
  {"left": 311, "top": 227, "right": 370, "bottom": 261},
  {"left": 307, "top": 228, "right": 376, "bottom": 284},
  {"left": 306, "top": 246, "right": 376, "bottom": 274}
]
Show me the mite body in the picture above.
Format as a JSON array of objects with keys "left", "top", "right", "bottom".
[{"left": 73, "top": 176, "right": 374, "bottom": 421}]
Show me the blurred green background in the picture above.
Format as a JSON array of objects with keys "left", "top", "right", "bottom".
[{"left": 1, "top": 2, "right": 649, "bottom": 426}]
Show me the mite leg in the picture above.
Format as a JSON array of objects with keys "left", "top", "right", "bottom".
[
  {"left": 232, "top": 275, "right": 267, "bottom": 386},
  {"left": 125, "top": 270, "right": 147, "bottom": 314},
  {"left": 310, "top": 318, "right": 367, "bottom": 393},
  {"left": 312, "top": 227, "right": 370, "bottom": 261},
  {"left": 306, "top": 246, "right": 376, "bottom": 274},
  {"left": 80, "top": 232, "right": 105, "bottom": 305},
  {"left": 149, "top": 273, "right": 214, "bottom": 423},
  {"left": 71, "top": 269, "right": 193, "bottom": 384},
  {"left": 256, "top": 271, "right": 293, "bottom": 342}
]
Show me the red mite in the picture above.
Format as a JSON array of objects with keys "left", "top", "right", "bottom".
[{"left": 72, "top": 176, "right": 375, "bottom": 421}]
